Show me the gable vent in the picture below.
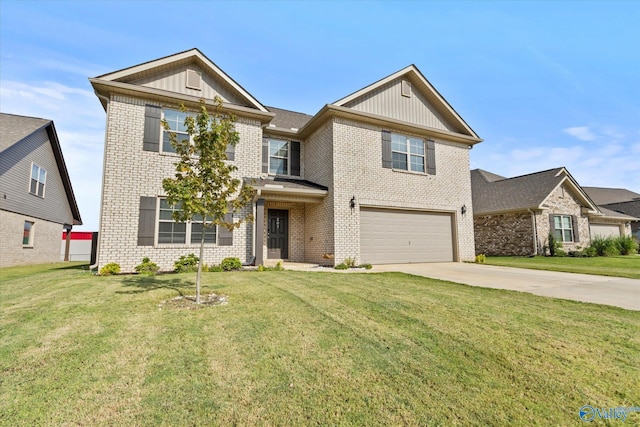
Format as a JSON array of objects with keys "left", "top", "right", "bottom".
[
  {"left": 186, "top": 69, "right": 202, "bottom": 90},
  {"left": 401, "top": 80, "right": 412, "bottom": 98}
]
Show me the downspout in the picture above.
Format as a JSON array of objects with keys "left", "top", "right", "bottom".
[
  {"left": 528, "top": 208, "right": 537, "bottom": 256},
  {"left": 90, "top": 91, "right": 110, "bottom": 271}
]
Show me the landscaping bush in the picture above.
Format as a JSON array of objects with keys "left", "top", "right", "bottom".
[
  {"left": 135, "top": 257, "right": 159, "bottom": 275},
  {"left": 207, "top": 264, "right": 224, "bottom": 272},
  {"left": 475, "top": 254, "right": 486, "bottom": 263},
  {"left": 257, "top": 262, "right": 284, "bottom": 272},
  {"left": 358, "top": 263, "right": 373, "bottom": 270},
  {"left": 334, "top": 263, "right": 348, "bottom": 270},
  {"left": 590, "top": 236, "right": 620, "bottom": 257},
  {"left": 614, "top": 236, "right": 639, "bottom": 256},
  {"left": 221, "top": 257, "right": 242, "bottom": 271},
  {"left": 547, "top": 233, "right": 563, "bottom": 257},
  {"left": 174, "top": 253, "right": 199, "bottom": 273},
  {"left": 343, "top": 257, "right": 357, "bottom": 268},
  {"left": 99, "top": 262, "right": 121, "bottom": 276}
]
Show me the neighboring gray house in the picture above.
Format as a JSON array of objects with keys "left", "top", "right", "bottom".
[
  {"left": 583, "top": 187, "right": 640, "bottom": 238},
  {"left": 471, "top": 167, "right": 635, "bottom": 256},
  {"left": 0, "top": 113, "right": 82, "bottom": 267},
  {"left": 90, "top": 48, "right": 483, "bottom": 272}
]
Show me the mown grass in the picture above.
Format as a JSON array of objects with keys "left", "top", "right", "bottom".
[
  {"left": 484, "top": 255, "right": 640, "bottom": 279},
  {"left": 1, "top": 262, "right": 639, "bottom": 426}
]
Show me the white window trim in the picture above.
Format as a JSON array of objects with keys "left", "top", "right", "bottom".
[
  {"left": 391, "top": 133, "right": 426, "bottom": 173},
  {"left": 554, "top": 215, "right": 574, "bottom": 242},
  {"left": 268, "top": 138, "right": 292, "bottom": 176},
  {"left": 161, "top": 108, "right": 193, "bottom": 155},
  {"left": 29, "top": 162, "right": 47, "bottom": 198},
  {"left": 156, "top": 198, "right": 217, "bottom": 246}
]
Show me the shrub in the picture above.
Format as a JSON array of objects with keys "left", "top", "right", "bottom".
[
  {"left": 221, "top": 257, "right": 242, "bottom": 271},
  {"left": 547, "top": 233, "right": 563, "bottom": 257},
  {"left": 174, "top": 253, "right": 199, "bottom": 273},
  {"left": 274, "top": 261, "right": 284, "bottom": 271},
  {"left": 590, "top": 236, "right": 619, "bottom": 257},
  {"left": 135, "top": 257, "right": 159, "bottom": 275},
  {"left": 358, "top": 263, "right": 373, "bottom": 270},
  {"left": 614, "top": 236, "right": 639, "bottom": 256},
  {"left": 207, "top": 264, "right": 224, "bottom": 272},
  {"left": 343, "top": 257, "right": 357, "bottom": 268},
  {"left": 99, "top": 262, "right": 121, "bottom": 276},
  {"left": 475, "top": 254, "right": 486, "bottom": 264},
  {"left": 334, "top": 263, "right": 348, "bottom": 270},
  {"left": 257, "top": 262, "right": 284, "bottom": 272}
]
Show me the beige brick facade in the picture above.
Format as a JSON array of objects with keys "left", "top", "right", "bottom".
[{"left": 0, "top": 210, "right": 63, "bottom": 267}]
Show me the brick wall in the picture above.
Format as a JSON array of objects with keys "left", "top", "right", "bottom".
[
  {"left": 474, "top": 212, "right": 534, "bottom": 256},
  {"left": 97, "top": 95, "right": 261, "bottom": 272},
  {"left": 330, "top": 118, "right": 476, "bottom": 264},
  {"left": 0, "top": 210, "right": 63, "bottom": 267}
]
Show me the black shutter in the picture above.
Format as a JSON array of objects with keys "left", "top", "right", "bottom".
[
  {"left": 381, "top": 130, "right": 392, "bottom": 169},
  {"left": 218, "top": 212, "right": 233, "bottom": 246},
  {"left": 225, "top": 143, "right": 235, "bottom": 161},
  {"left": 291, "top": 141, "right": 301, "bottom": 176},
  {"left": 137, "top": 197, "right": 157, "bottom": 246},
  {"left": 426, "top": 140, "right": 436, "bottom": 175},
  {"left": 143, "top": 105, "right": 162, "bottom": 152},
  {"left": 262, "top": 137, "right": 269, "bottom": 173},
  {"left": 572, "top": 215, "right": 580, "bottom": 242},
  {"left": 549, "top": 214, "right": 556, "bottom": 238}
]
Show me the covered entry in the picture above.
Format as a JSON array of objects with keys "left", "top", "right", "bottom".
[{"left": 360, "top": 207, "right": 455, "bottom": 264}]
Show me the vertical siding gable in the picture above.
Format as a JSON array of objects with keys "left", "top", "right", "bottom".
[
  {"left": 343, "top": 78, "right": 456, "bottom": 132},
  {"left": 0, "top": 128, "right": 74, "bottom": 225},
  {"left": 128, "top": 64, "right": 247, "bottom": 105}
]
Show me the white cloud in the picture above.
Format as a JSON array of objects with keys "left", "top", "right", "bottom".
[{"left": 563, "top": 126, "right": 596, "bottom": 141}]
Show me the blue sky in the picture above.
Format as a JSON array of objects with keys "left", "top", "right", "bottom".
[{"left": 1, "top": 0, "right": 638, "bottom": 231}]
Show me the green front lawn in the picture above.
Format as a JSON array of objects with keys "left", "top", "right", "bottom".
[
  {"left": 484, "top": 255, "right": 640, "bottom": 279},
  {"left": 1, "top": 263, "right": 639, "bottom": 426}
]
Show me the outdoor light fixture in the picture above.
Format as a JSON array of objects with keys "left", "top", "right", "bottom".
[
  {"left": 350, "top": 196, "right": 356, "bottom": 209},
  {"left": 461, "top": 205, "right": 467, "bottom": 215}
]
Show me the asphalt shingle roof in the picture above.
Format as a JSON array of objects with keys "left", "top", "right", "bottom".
[
  {"left": 265, "top": 106, "right": 313, "bottom": 130},
  {"left": 0, "top": 113, "right": 50, "bottom": 152},
  {"left": 582, "top": 187, "right": 640, "bottom": 205},
  {"left": 471, "top": 168, "right": 566, "bottom": 215}
]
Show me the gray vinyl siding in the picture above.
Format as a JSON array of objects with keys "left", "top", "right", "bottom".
[
  {"left": 0, "top": 127, "right": 74, "bottom": 225},
  {"left": 129, "top": 64, "right": 246, "bottom": 105},
  {"left": 344, "top": 78, "right": 456, "bottom": 132}
]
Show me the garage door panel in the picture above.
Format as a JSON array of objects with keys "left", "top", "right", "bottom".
[
  {"left": 360, "top": 208, "right": 453, "bottom": 264},
  {"left": 590, "top": 224, "right": 620, "bottom": 239}
]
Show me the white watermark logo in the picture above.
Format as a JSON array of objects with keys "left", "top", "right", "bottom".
[{"left": 579, "top": 405, "right": 640, "bottom": 422}]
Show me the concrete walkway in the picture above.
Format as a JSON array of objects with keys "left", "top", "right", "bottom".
[{"left": 373, "top": 263, "right": 640, "bottom": 311}]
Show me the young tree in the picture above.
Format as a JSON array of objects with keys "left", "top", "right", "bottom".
[{"left": 162, "top": 97, "right": 254, "bottom": 303}]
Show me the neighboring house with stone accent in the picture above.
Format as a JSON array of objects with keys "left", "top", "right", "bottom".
[
  {"left": 583, "top": 187, "right": 640, "bottom": 239},
  {"left": 471, "top": 168, "right": 635, "bottom": 256},
  {"left": 90, "top": 49, "right": 482, "bottom": 273},
  {"left": 0, "top": 113, "right": 82, "bottom": 267}
]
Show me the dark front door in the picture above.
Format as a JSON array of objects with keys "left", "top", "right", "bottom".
[{"left": 267, "top": 209, "right": 288, "bottom": 259}]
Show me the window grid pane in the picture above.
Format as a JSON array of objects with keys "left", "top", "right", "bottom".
[
  {"left": 410, "top": 155, "right": 425, "bottom": 172},
  {"left": 554, "top": 215, "right": 574, "bottom": 242}
]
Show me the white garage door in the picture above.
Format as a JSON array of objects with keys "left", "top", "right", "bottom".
[
  {"left": 360, "top": 208, "right": 454, "bottom": 264},
  {"left": 590, "top": 224, "right": 620, "bottom": 239}
]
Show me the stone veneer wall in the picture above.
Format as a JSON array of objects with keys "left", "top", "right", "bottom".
[
  {"left": 330, "top": 118, "right": 476, "bottom": 264},
  {"left": 0, "top": 210, "right": 63, "bottom": 267},
  {"left": 534, "top": 183, "right": 591, "bottom": 253},
  {"left": 474, "top": 212, "right": 534, "bottom": 256},
  {"left": 97, "top": 95, "right": 262, "bottom": 272}
]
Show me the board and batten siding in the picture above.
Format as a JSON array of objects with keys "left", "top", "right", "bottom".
[
  {"left": 0, "top": 127, "right": 74, "bottom": 225},
  {"left": 344, "top": 78, "right": 456, "bottom": 132},
  {"left": 129, "top": 64, "right": 246, "bottom": 105}
]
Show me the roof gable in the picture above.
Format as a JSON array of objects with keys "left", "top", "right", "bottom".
[
  {"left": 94, "top": 48, "right": 267, "bottom": 112},
  {"left": 333, "top": 65, "right": 479, "bottom": 139}
]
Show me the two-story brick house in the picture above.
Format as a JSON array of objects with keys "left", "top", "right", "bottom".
[{"left": 91, "top": 49, "right": 482, "bottom": 272}]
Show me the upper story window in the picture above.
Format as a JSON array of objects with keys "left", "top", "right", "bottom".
[
  {"left": 269, "top": 139, "right": 289, "bottom": 175},
  {"left": 553, "top": 215, "right": 574, "bottom": 242},
  {"left": 30, "top": 163, "right": 46, "bottom": 197},
  {"left": 162, "top": 109, "right": 191, "bottom": 154},
  {"left": 391, "top": 133, "right": 425, "bottom": 173},
  {"left": 263, "top": 138, "right": 300, "bottom": 177}
]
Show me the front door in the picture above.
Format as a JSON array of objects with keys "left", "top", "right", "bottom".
[{"left": 267, "top": 209, "right": 288, "bottom": 259}]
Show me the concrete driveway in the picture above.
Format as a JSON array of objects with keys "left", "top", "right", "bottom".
[{"left": 373, "top": 263, "right": 640, "bottom": 311}]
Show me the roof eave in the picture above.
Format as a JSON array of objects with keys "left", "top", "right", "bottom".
[{"left": 90, "top": 79, "right": 275, "bottom": 124}]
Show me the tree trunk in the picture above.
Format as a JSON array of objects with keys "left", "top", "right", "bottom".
[{"left": 195, "top": 225, "right": 205, "bottom": 304}]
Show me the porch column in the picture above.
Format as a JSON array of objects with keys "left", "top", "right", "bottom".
[{"left": 255, "top": 199, "right": 265, "bottom": 266}]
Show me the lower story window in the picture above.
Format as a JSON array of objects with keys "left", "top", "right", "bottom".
[
  {"left": 553, "top": 215, "right": 574, "bottom": 242},
  {"left": 23, "top": 221, "right": 34, "bottom": 246},
  {"left": 158, "top": 199, "right": 216, "bottom": 244}
]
